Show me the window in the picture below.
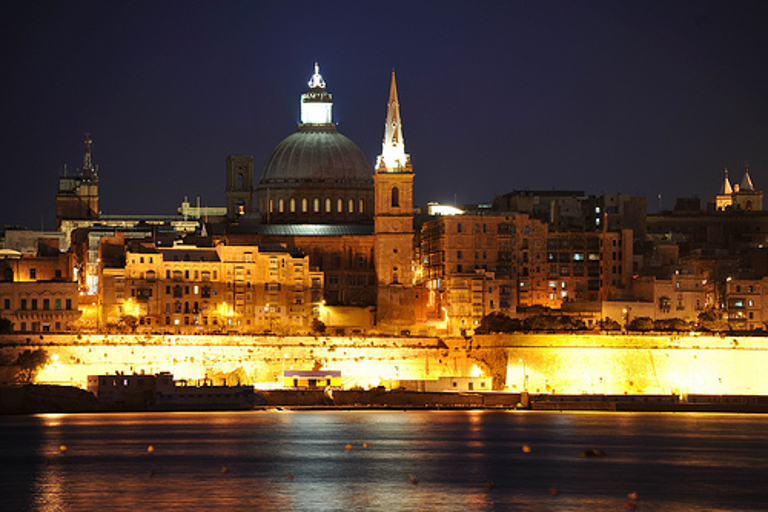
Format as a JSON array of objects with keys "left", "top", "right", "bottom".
[
  {"left": 66, "top": 299, "right": 72, "bottom": 310},
  {"left": 290, "top": 198, "right": 296, "bottom": 213},
  {"left": 325, "top": 198, "right": 331, "bottom": 213},
  {"left": 30, "top": 268, "right": 36, "bottom": 280},
  {"left": 348, "top": 198, "right": 354, "bottom": 213},
  {"left": 391, "top": 187, "right": 400, "bottom": 207},
  {"left": 457, "top": 223, "right": 462, "bottom": 233},
  {"left": 337, "top": 198, "right": 343, "bottom": 213},
  {"left": 302, "top": 198, "right": 308, "bottom": 212},
  {"left": 21, "top": 299, "right": 27, "bottom": 310},
  {"left": 43, "top": 299, "right": 50, "bottom": 310},
  {"left": 31, "top": 299, "right": 38, "bottom": 310},
  {"left": 359, "top": 199, "right": 364, "bottom": 213},
  {"left": 313, "top": 198, "right": 320, "bottom": 213},
  {"left": 3, "top": 298, "right": 9, "bottom": 309},
  {"left": 278, "top": 198, "right": 284, "bottom": 213}
]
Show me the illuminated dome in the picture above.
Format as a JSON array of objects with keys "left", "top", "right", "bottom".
[
  {"left": 256, "top": 64, "right": 374, "bottom": 224},
  {"left": 260, "top": 125, "right": 372, "bottom": 184}
]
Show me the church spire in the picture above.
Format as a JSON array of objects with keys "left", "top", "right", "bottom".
[
  {"left": 377, "top": 70, "right": 410, "bottom": 172},
  {"left": 82, "top": 133, "right": 97, "bottom": 180},
  {"left": 740, "top": 165, "right": 755, "bottom": 191},
  {"left": 720, "top": 168, "right": 733, "bottom": 195}
]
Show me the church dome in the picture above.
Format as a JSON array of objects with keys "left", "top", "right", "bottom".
[
  {"left": 259, "top": 124, "right": 372, "bottom": 186},
  {"left": 255, "top": 64, "right": 374, "bottom": 225}
]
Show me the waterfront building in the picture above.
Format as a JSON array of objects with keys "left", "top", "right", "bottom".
[
  {"left": 214, "top": 65, "right": 415, "bottom": 330},
  {"left": 99, "top": 241, "right": 323, "bottom": 334},
  {"left": 0, "top": 249, "right": 80, "bottom": 332}
]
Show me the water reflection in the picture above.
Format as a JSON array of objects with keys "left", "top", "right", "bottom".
[{"left": 1, "top": 411, "right": 767, "bottom": 510}]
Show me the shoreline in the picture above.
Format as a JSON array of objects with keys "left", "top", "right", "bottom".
[{"left": 4, "top": 384, "right": 768, "bottom": 415}]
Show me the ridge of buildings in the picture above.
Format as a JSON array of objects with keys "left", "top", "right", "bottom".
[{"left": 2, "top": 69, "right": 768, "bottom": 336}]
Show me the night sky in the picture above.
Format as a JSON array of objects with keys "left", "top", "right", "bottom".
[{"left": 3, "top": 1, "right": 768, "bottom": 230}]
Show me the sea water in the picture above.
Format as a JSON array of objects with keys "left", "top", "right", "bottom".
[{"left": 2, "top": 410, "right": 767, "bottom": 511}]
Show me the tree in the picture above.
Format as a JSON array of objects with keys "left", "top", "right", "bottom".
[
  {"left": 14, "top": 349, "right": 49, "bottom": 384},
  {"left": 475, "top": 312, "right": 521, "bottom": 334},
  {"left": 627, "top": 316, "right": 654, "bottom": 332},
  {"left": 522, "top": 314, "right": 586, "bottom": 331},
  {"left": 697, "top": 309, "right": 729, "bottom": 332},
  {"left": 654, "top": 318, "right": 690, "bottom": 332},
  {"left": 311, "top": 318, "right": 326, "bottom": 335},
  {"left": 600, "top": 317, "right": 621, "bottom": 331}
]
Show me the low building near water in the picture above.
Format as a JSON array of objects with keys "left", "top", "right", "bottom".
[
  {"left": 282, "top": 370, "right": 342, "bottom": 389},
  {"left": 87, "top": 371, "right": 255, "bottom": 410}
]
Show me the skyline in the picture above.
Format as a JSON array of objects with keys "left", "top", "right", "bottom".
[{"left": 3, "top": 1, "right": 768, "bottom": 229}]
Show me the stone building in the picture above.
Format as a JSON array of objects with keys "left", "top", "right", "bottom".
[
  {"left": 417, "top": 212, "right": 547, "bottom": 334},
  {"left": 216, "top": 65, "right": 415, "bottom": 330},
  {"left": 0, "top": 249, "right": 80, "bottom": 332},
  {"left": 99, "top": 242, "right": 323, "bottom": 334}
]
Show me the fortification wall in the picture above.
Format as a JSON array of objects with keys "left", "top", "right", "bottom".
[
  {"left": 470, "top": 334, "right": 768, "bottom": 395},
  {"left": 0, "top": 334, "right": 474, "bottom": 389},
  {"left": 2, "top": 333, "right": 767, "bottom": 395}
]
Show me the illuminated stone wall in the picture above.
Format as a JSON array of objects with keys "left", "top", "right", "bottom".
[
  {"left": 2, "top": 333, "right": 768, "bottom": 396},
  {"left": 468, "top": 334, "right": 768, "bottom": 395},
  {"left": 0, "top": 334, "right": 475, "bottom": 390}
]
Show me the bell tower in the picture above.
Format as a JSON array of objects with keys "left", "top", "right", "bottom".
[
  {"left": 226, "top": 155, "right": 254, "bottom": 218},
  {"left": 374, "top": 71, "right": 415, "bottom": 328},
  {"left": 55, "top": 134, "right": 99, "bottom": 228}
]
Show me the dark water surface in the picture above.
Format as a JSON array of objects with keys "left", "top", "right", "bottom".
[{"left": 2, "top": 410, "right": 767, "bottom": 511}]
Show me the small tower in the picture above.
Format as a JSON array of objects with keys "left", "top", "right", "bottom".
[
  {"left": 226, "top": 155, "right": 254, "bottom": 218},
  {"left": 374, "top": 70, "right": 415, "bottom": 328},
  {"left": 732, "top": 165, "right": 763, "bottom": 211},
  {"left": 55, "top": 134, "right": 99, "bottom": 228}
]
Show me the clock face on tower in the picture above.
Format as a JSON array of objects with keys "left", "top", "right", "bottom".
[{"left": 390, "top": 219, "right": 401, "bottom": 232}]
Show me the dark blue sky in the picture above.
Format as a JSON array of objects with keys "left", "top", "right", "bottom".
[{"left": 2, "top": 1, "right": 768, "bottom": 229}]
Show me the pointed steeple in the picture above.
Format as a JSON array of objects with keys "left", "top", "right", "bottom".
[
  {"left": 82, "top": 133, "right": 97, "bottom": 180},
  {"left": 720, "top": 168, "right": 733, "bottom": 195},
  {"left": 377, "top": 70, "right": 410, "bottom": 172},
  {"left": 740, "top": 165, "right": 755, "bottom": 191}
]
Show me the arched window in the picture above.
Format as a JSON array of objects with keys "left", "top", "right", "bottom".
[
  {"left": 269, "top": 199, "right": 274, "bottom": 213},
  {"left": 348, "top": 198, "right": 354, "bottom": 213},
  {"left": 278, "top": 198, "right": 284, "bottom": 213},
  {"left": 313, "top": 198, "right": 320, "bottom": 213},
  {"left": 359, "top": 199, "right": 364, "bottom": 213},
  {"left": 290, "top": 198, "right": 296, "bottom": 213},
  {"left": 236, "top": 173, "right": 244, "bottom": 190},
  {"left": 337, "top": 198, "right": 343, "bottom": 213},
  {"left": 325, "top": 198, "right": 332, "bottom": 213},
  {"left": 391, "top": 187, "right": 400, "bottom": 207},
  {"left": 302, "top": 198, "right": 308, "bottom": 213},
  {"left": 393, "top": 266, "right": 399, "bottom": 284}
]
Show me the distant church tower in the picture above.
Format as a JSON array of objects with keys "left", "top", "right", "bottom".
[
  {"left": 55, "top": 134, "right": 99, "bottom": 228},
  {"left": 374, "top": 71, "right": 415, "bottom": 328},
  {"left": 712, "top": 166, "right": 763, "bottom": 211},
  {"left": 226, "top": 155, "right": 254, "bottom": 218}
]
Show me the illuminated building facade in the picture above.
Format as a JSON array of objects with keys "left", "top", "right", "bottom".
[
  {"left": 0, "top": 250, "right": 80, "bottom": 332},
  {"left": 724, "top": 278, "right": 767, "bottom": 330},
  {"left": 545, "top": 229, "right": 633, "bottom": 304},
  {"left": 417, "top": 212, "right": 548, "bottom": 334},
  {"left": 99, "top": 242, "right": 322, "bottom": 333}
]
